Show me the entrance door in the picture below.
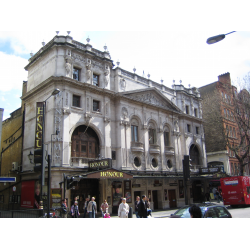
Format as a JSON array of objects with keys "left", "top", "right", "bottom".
[
  {"left": 192, "top": 180, "right": 202, "bottom": 203},
  {"left": 168, "top": 190, "right": 177, "bottom": 208},
  {"left": 71, "top": 179, "right": 99, "bottom": 213},
  {"left": 152, "top": 190, "right": 158, "bottom": 210}
]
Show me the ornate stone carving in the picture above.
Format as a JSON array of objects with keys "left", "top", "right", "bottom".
[
  {"left": 65, "top": 59, "right": 71, "bottom": 77},
  {"left": 122, "top": 107, "right": 128, "bottom": 119},
  {"left": 174, "top": 120, "right": 179, "bottom": 132},
  {"left": 120, "top": 78, "right": 126, "bottom": 90},
  {"left": 86, "top": 59, "right": 92, "bottom": 81},
  {"left": 104, "top": 64, "right": 110, "bottom": 87}
]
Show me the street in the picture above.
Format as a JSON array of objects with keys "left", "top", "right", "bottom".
[{"left": 227, "top": 205, "right": 250, "bottom": 218}]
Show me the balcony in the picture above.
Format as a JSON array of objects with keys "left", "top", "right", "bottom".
[
  {"left": 131, "top": 142, "right": 144, "bottom": 153},
  {"left": 165, "top": 146, "right": 175, "bottom": 156},
  {"left": 149, "top": 144, "right": 160, "bottom": 154},
  {"left": 71, "top": 157, "right": 96, "bottom": 168}
]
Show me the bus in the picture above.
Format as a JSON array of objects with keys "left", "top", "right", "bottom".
[{"left": 220, "top": 176, "right": 250, "bottom": 207}]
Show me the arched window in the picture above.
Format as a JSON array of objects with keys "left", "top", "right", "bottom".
[
  {"left": 131, "top": 118, "right": 139, "bottom": 142},
  {"left": 148, "top": 122, "right": 157, "bottom": 145},
  {"left": 71, "top": 125, "right": 99, "bottom": 159},
  {"left": 164, "top": 126, "right": 170, "bottom": 146},
  {"left": 189, "top": 145, "right": 200, "bottom": 166}
]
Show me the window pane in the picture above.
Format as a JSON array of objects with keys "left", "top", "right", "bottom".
[
  {"left": 93, "top": 74, "right": 99, "bottom": 86},
  {"left": 93, "top": 101, "right": 99, "bottom": 111},
  {"left": 81, "top": 145, "right": 86, "bottom": 153},
  {"left": 73, "top": 68, "right": 80, "bottom": 81},
  {"left": 134, "top": 126, "right": 138, "bottom": 142},
  {"left": 73, "top": 95, "right": 80, "bottom": 107},
  {"left": 164, "top": 132, "right": 169, "bottom": 146},
  {"left": 131, "top": 126, "right": 134, "bottom": 142}
]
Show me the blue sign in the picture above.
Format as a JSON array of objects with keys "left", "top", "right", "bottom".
[{"left": 0, "top": 177, "right": 16, "bottom": 182}]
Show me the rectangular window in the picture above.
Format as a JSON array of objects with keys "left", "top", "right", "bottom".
[
  {"left": 93, "top": 100, "right": 100, "bottom": 112},
  {"left": 194, "top": 108, "right": 197, "bottom": 117},
  {"left": 149, "top": 128, "right": 156, "bottom": 144},
  {"left": 131, "top": 125, "right": 138, "bottom": 142},
  {"left": 196, "top": 127, "right": 199, "bottom": 135},
  {"left": 186, "top": 105, "right": 189, "bottom": 115},
  {"left": 0, "top": 195, "right": 3, "bottom": 203},
  {"left": 73, "top": 95, "right": 81, "bottom": 107},
  {"left": 112, "top": 151, "right": 116, "bottom": 160},
  {"left": 93, "top": 74, "right": 99, "bottom": 86},
  {"left": 73, "top": 68, "right": 80, "bottom": 81},
  {"left": 164, "top": 131, "right": 170, "bottom": 146},
  {"left": 187, "top": 124, "right": 191, "bottom": 133}
]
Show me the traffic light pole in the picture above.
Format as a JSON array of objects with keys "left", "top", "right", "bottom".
[
  {"left": 183, "top": 155, "right": 190, "bottom": 206},
  {"left": 47, "top": 155, "right": 51, "bottom": 218}
]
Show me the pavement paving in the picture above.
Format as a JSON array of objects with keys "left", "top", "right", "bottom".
[{"left": 107, "top": 200, "right": 226, "bottom": 218}]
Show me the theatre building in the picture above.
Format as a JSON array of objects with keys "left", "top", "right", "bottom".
[{"left": 20, "top": 34, "right": 207, "bottom": 214}]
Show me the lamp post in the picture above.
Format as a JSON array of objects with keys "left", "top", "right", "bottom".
[
  {"left": 41, "top": 89, "right": 60, "bottom": 201},
  {"left": 206, "top": 31, "right": 236, "bottom": 45}
]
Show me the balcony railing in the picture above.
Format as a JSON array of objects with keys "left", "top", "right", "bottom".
[
  {"left": 71, "top": 157, "right": 96, "bottom": 167},
  {"left": 131, "top": 142, "right": 144, "bottom": 152},
  {"left": 165, "top": 146, "right": 175, "bottom": 156},
  {"left": 149, "top": 144, "right": 160, "bottom": 154}
]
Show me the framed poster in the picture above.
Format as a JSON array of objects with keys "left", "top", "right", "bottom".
[
  {"left": 124, "top": 180, "right": 131, "bottom": 203},
  {"left": 112, "top": 182, "right": 122, "bottom": 206}
]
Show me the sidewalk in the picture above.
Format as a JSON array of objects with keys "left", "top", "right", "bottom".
[{"left": 107, "top": 200, "right": 225, "bottom": 218}]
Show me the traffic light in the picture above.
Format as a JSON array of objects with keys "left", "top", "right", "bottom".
[
  {"left": 183, "top": 155, "right": 190, "bottom": 180},
  {"left": 34, "top": 148, "right": 43, "bottom": 164},
  {"left": 66, "top": 177, "right": 73, "bottom": 189},
  {"left": 34, "top": 148, "right": 43, "bottom": 173}
]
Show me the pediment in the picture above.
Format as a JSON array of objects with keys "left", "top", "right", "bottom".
[{"left": 121, "top": 88, "right": 181, "bottom": 112}]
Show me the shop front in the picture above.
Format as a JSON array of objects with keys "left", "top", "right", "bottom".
[{"left": 85, "top": 169, "right": 134, "bottom": 214}]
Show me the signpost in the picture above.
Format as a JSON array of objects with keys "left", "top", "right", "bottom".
[{"left": 0, "top": 177, "right": 16, "bottom": 182}]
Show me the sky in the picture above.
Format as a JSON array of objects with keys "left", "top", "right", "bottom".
[{"left": 0, "top": 30, "right": 249, "bottom": 121}]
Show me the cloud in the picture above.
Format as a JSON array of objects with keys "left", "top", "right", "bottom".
[{"left": 0, "top": 51, "right": 28, "bottom": 92}]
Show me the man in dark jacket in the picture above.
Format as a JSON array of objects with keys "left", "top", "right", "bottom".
[
  {"left": 135, "top": 196, "right": 140, "bottom": 218},
  {"left": 138, "top": 195, "right": 148, "bottom": 218}
]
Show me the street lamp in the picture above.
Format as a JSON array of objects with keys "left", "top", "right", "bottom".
[{"left": 206, "top": 31, "right": 236, "bottom": 45}]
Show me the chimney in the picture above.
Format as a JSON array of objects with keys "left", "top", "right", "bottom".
[{"left": 218, "top": 72, "right": 231, "bottom": 85}]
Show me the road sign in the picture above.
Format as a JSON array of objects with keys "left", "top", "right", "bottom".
[{"left": 0, "top": 177, "right": 16, "bottom": 182}]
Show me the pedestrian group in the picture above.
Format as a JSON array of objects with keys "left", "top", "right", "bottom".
[{"left": 61, "top": 194, "right": 152, "bottom": 218}]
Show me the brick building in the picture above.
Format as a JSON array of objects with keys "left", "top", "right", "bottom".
[{"left": 199, "top": 72, "right": 248, "bottom": 176}]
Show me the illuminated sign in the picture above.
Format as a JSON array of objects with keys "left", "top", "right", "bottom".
[
  {"left": 87, "top": 170, "right": 133, "bottom": 179},
  {"left": 100, "top": 171, "right": 124, "bottom": 178},
  {"left": 35, "top": 103, "right": 43, "bottom": 149},
  {"left": 88, "top": 158, "right": 112, "bottom": 171},
  {"left": 199, "top": 167, "right": 221, "bottom": 175}
]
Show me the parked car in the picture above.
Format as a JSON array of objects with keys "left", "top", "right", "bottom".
[{"left": 169, "top": 203, "right": 232, "bottom": 218}]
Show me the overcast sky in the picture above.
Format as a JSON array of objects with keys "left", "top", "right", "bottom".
[{"left": 1, "top": 30, "right": 249, "bottom": 120}]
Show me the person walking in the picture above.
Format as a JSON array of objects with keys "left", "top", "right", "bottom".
[
  {"left": 134, "top": 196, "right": 140, "bottom": 218},
  {"left": 87, "top": 197, "right": 97, "bottom": 218},
  {"left": 71, "top": 201, "right": 80, "bottom": 218},
  {"left": 138, "top": 195, "right": 148, "bottom": 218},
  {"left": 100, "top": 199, "right": 109, "bottom": 218},
  {"left": 61, "top": 199, "right": 68, "bottom": 218},
  {"left": 146, "top": 197, "right": 152, "bottom": 217},
  {"left": 83, "top": 197, "right": 89, "bottom": 218},
  {"left": 118, "top": 198, "right": 129, "bottom": 218}
]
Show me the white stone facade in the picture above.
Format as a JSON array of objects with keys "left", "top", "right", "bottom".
[{"left": 21, "top": 35, "right": 207, "bottom": 210}]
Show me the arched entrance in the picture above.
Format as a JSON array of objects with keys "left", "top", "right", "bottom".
[
  {"left": 71, "top": 125, "right": 100, "bottom": 160},
  {"left": 189, "top": 144, "right": 200, "bottom": 166}
]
